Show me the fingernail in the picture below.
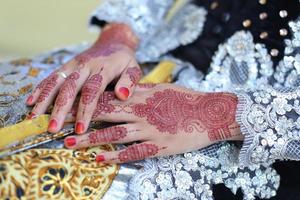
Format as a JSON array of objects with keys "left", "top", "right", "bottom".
[
  {"left": 27, "top": 112, "right": 37, "bottom": 120},
  {"left": 119, "top": 87, "right": 129, "bottom": 99},
  {"left": 75, "top": 122, "right": 85, "bottom": 134},
  {"left": 64, "top": 137, "right": 76, "bottom": 147},
  {"left": 26, "top": 95, "right": 33, "bottom": 104},
  {"left": 96, "top": 155, "right": 105, "bottom": 162},
  {"left": 48, "top": 119, "right": 57, "bottom": 130}
]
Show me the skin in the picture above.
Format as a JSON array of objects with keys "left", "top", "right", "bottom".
[
  {"left": 64, "top": 84, "right": 244, "bottom": 164},
  {"left": 26, "top": 23, "right": 141, "bottom": 134}
]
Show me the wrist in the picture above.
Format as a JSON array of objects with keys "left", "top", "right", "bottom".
[
  {"left": 197, "top": 92, "right": 243, "bottom": 142},
  {"left": 94, "top": 23, "right": 139, "bottom": 51}
]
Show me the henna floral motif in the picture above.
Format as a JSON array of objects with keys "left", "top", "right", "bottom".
[
  {"left": 55, "top": 72, "right": 80, "bottom": 109},
  {"left": 92, "top": 92, "right": 116, "bottom": 119},
  {"left": 37, "top": 73, "right": 59, "bottom": 103},
  {"left": 126, "top": 66, "right": 142, "bottom": 86},
  {"left": 117, "top": 143, "right": 160, "bottom": 162},
  {"left": 89, "top": 126, "right": 127, "bottom": 144},
  {"left": 81, "top": 71, "right": 103, "bottom": 106},
  {"left": 132, "top": 89, "right": 238, "bottom": 141}
]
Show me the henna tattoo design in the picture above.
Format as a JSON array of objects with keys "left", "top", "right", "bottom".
[
  {"left": 75, "top": 44, "right": 121, "bottom": 66},
  {"left": 131, "top": 89, "right": 238, "bottom": 141},
  {"left": 92, "top": 92, "right": 116, "bottom": 119},
  {"left": 126, "top": 66, "right": 142, "bottom": 86},
  {"left": 75, "top": 24, "right": 137, "bottom": 66},
  {"left": 81, "top": 71, "right": 103, "bottom": 106},
  {"left": 37, "top": 73, "right": 59, "bottom": 103},
  {"left": 55, "top": 72, "right": 80, "bottom": 109},
  {"left": 117, "top": 143, "right": 160, "bottom": 162},
  {"left": 88, "top": 126, "right": 127, "bottom": 144}
]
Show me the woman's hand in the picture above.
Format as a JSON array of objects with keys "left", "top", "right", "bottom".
[
  {"left": 26, "top": 23, "right": 142, "bottom": 134},
  {"left": 64, "top": 84, "right": 243, "bottom": 164}
]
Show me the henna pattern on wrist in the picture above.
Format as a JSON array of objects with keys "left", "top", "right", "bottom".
[
  {"left": 55, "top": 72, "right": 80, "bottom": 110},
  {"left": 81, "top": 69, "right": 103, "bottom": 106},
  {"left": 75, "top": 44, "right": 121, "bottom": 66},
  {"left": 117, "top": 143, "right": 161, "bottom": 162},
  {"left": 88, "top": 126, "right": 127, "bottom": 144},
  {"left": 75, "top": 23, "right": 137, "bottom": 66},
  {"left": 36, "top": 73, "right": 59, "bottom": 103},
  {"left": 131, "top": 89, "right": 238, "bottom": 141},
  {"left": 126, "top": 66, "right": 142, "bottom": 86}
]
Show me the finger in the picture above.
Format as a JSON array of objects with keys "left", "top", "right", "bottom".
[
  {"left": 48, "top": 70, "right": 90, "bottom": 133},
  {"left": 28, "top": 70, "right": 74, "bottom": 118},
  {"left": 95, "top": 142, "right": 167, "bottom": 164},
  {"left": 75, "top": 68, "right": 108, "bottom": 134},
  {"left": 91, "top": 91, "right": 140, "bottom": 123},
  {"left": 115, "top": 64, "right": 143, "bottom": 101},
  {"left": 64, "top": 124, "right": 146, "bottom": 149}
]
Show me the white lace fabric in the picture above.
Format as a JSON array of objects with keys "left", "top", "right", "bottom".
[{"left": 89, "top": 0, "right": 207, "bottom": 62}]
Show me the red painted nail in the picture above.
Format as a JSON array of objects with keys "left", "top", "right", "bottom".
[
  {"left": 75, "top": 122, "right": 85, "bottom": 134},
  {"left": 27, "top": 112, "right": 37, "bottom": 120},
  {"left": 119, "top": 87, "right": 129, "bottom": 99},
  {"left": 96, "top": 155, "right": 105, "bottom": 162},
  {"left": 26, "top": 95, "right": 33, "bottom": 104},
  {"left": 48, "top": 119, "right": 57, "bottom": 130},
  {"left": 64, "top": 137, "right": 76, "bottom": 147}
]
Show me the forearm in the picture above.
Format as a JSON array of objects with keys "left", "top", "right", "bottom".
[{"left": 93, "top": 23, "right": 139, "bottom": 51}]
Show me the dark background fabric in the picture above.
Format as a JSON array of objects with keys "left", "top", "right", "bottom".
[
  {"left": 172, "top": 0, "right": 300, "bottom": 74},
  {"left": 172, "top": 1, "right": 300, "bottom": 199},
  {"left": 213, "top": 161, "right": 300, "bottom": 200}
]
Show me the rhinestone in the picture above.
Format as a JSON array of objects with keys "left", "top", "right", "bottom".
[
  {"left": 270, "top": 49, "right": 279, "bottom": 57},
  {"left": 243, "top": 19, "right": 252, "bottom": 27},
  {"left": 260, "top": 32, "right": 268, "bottom": 39},
  {"left": 259, "top": 12, "right": 268, "bottom": 20},
  {"left": 279, "top": 10, "right": 288, "bottom": 18},
  {"left": 279, "top": 28, "right": 288, "bottom": 36}
]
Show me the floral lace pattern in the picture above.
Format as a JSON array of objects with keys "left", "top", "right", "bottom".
[
  {"left": 128, "top": 143, "right": 279, "bottom": 200},
  {"left": 236, "top": 87, "right": 300, "bottom": 165},
  {"left": 126, "top": 17, "right": 300, "bottom": 200}
]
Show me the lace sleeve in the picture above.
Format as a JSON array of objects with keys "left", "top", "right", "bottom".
[
  {"left": 235, "top": 87, "right": 300, "bottom": 166},
  {"left": 89, "top": 0, "right": 206, "bottom": 62}
]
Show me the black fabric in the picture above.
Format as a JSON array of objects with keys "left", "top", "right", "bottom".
[
  {"left": 171, "top": 0, "right": 300, "bottom": 74},
  {"left": 213, "top": 161, "right": 300, "bottom": 200}
]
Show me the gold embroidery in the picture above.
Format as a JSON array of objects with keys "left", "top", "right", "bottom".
[
  {"left": 10, "top": 58, "right": 32, "bottom": 66},
  {"left": 27, "top": 68, "right": 40, "bottom": 77},
  {"left": 0, "top": 145, "right": 118, "bottom": 200}
]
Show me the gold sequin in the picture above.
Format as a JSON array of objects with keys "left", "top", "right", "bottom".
[
  {"left": 279, "top": 10, "right": 288, "bottom": 18},
  {"left": 259, "top": 0, "right": 267, "bottom": 5},
  {"left": 270, "top": 49, "right": 279, "bottom": 57},
  {"left": 259, "top": 12, "right": 268, "bottom": 20},
  {"left": 260, "top": 32, "right": 268, "bottom": 39},
  {"left": 243, "top": 19, "right": 252, "bottom": 28},
  {"left": 210, "top": 1, "right": 219, "bottom": 10},
  {"left": 279, "top": 28, "right": 288, "bottom": 36}
]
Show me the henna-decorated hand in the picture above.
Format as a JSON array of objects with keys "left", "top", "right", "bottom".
[
  {"left": 26, "top": 23, "right": 142, "bottom": 134},
  {"left": 64, "top": 84, "right": 243, "bottom": 164}
]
